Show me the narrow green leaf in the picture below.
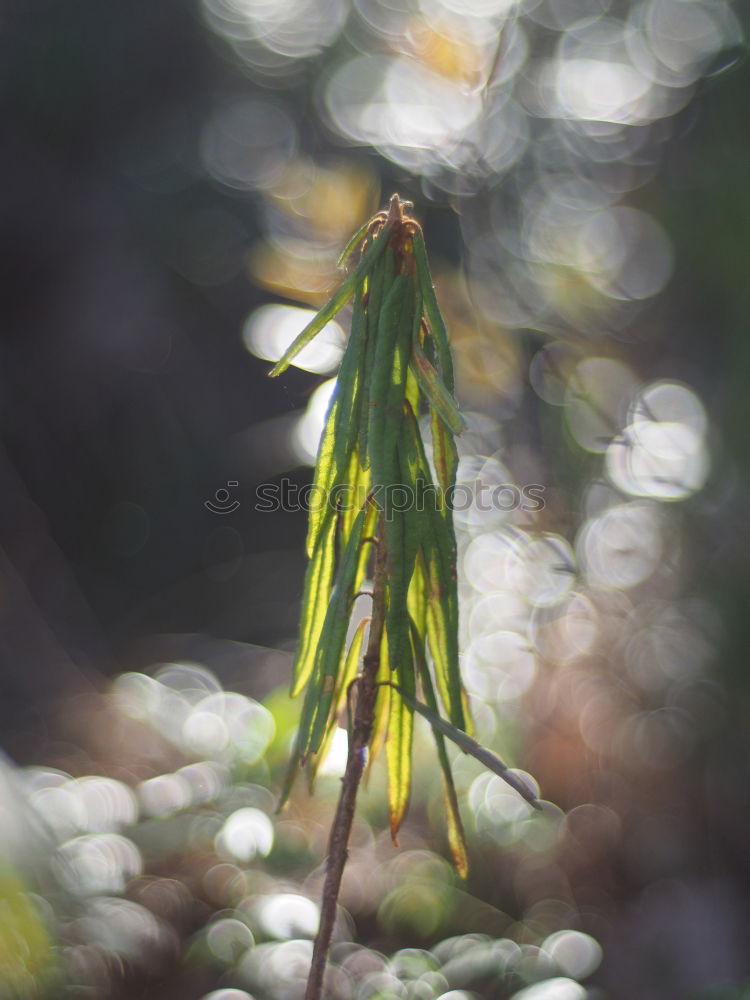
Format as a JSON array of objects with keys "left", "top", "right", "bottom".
[
  {"left": 291, "top": 513, "right": 337, "bottom": 697},
  {"left": 336, "top": 218, "right": 375, "bottom": 269},
  {"left": 386, "top": 637, "right": 414, "bottom": 842},
  {"left": 336, "top": 447, "right": 374, "bottom": 579},
  {"left": 358, "top": 249, "right": 395, "bottom": 469},
  {"left": 411, "top": 338, "right": 466, "bottom": 436},
  {"left": 307, "top": 614, "right": 369, "bottom": 788},
  {"left": 422, "top": 513, "right": 464, "bottom": 731},
  {"left": 384, "top": 279, "right": 418, "bottom": 675},
  {"left": 396, "top": 409, "right": 423, "bottom": 588},
  {"left": 431, "top": 408, "right": 459, "bottom": 503},
  {"left": 269, "top": 223, "right": 391, "bottom": 377},
  {"left": 366, "top": 628, "right": 391, "bottom": 778},
  {"left": 289, "top": 646, "right": 329, "bottom": 790},
  {"left": 305, "top": 398, "right": 339, "bottom": 559},
  {"left": 367, "top": 274, "right": 410, "bottom": 490},
  {"left": 398, "top": 402, "right": 462, "bottom": 728},
  {"left": 384, "top": 510, "right": 406, "bottom": 664},
  {"left": 332, "top": 280, "right": 368, "bottom": 472},
  {"left": 412, "top": 230, "right": 455, "bottom": 393},
  {"left": 305, "top": 507, "right": 368, "bottom": 757},
  {"left": 277, "top": 743, "right": 302, "bottom": 812},
  {"left": 386, "top": 679, "right": 541, "bottom": 810},
  {"left": 407, "top": 551, "right": 428, "bottom": 646},
  {"left": 409, "top": 621, "right": 469, "bottom": 878}
]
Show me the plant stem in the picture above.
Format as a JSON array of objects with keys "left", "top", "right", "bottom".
[{"left": 304, "top": 515, "right": 387, "bottom": 1000}]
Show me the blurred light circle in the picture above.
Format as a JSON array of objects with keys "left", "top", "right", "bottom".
[
  {"left": 453, "top": 453, "right": 517, "bottom": 532},
  {"left": 607, "top": 420, "right": 708, "bottom": 499},
  {"left": 203, "top": 863, "right": 246, "bottom": 906},
  {"left": 529, "top": 341, "right": 580, "bottom": 405},
  {"left": 291, "top": 378, "right": 336, "bottom": 465},
  {"left": 318, "top": 726, "right": 349, "bottom": 777},
  {"left": 389, "top": 946, "right": 438, "bottom": 979},
  {"left": 428, "top": 0, "right": 519, "bottom": 16},
  {"left": 505, "top": 533, "right": 576, "bottom": 606},
  {"left": 635, "top": 0, "right": 734, "bottom": 87},
  {"left": 215, "top": 807, "right": 274, "bottom": 862},
  {"left": 510, "top": 976, "right": 587, "bottom": 1000},
  {"left": 463, "top": 531, "right": 514, "bottom": 592},
  {"left": 202, "top": 991, "right": 255, "bottom": 1000},
  {"left": 576, "top": 206, "right": 673, "bottom": 300},
  {"left": 253, "top": 893, "right": 319, "bottom": 939},
  {"left": 138, "top": 774, "right": 193, "bottom": 818},
  {"left": 203, "top": 0, "right": 347, "bottom": 59},
  {"left": 183, "top": 710, "right": 230, "bottom": 757},
  {"left": 243, "top": 303, "right": 345, "bottom": 374},
  {"left": 530, "top": 591, "right": 598, "bottom": 663},
  {"left": 56, "top": 834, "right": 142, "bottom": 896},
  {"left": 322, "top": 55, "right": 482, "bottom": 169},
  {"left": 471, "top": 772, "right": 537, "bottom": 841},
  {"left": 609, "top": 379, "right": 709, "bottom": 499},
  {"left": 543, "top": 930, "right": 602, "bottom": 979},
  {"left": 73, "top": 777, "right": 139, "bottom": 833},
  {"left": 555, "top": 56, "right": 652, "bottom": 124},
  {"left": 31, "top": 782, "right": 87, "bottom": 840},
  {"left": 631, "top": 380, "right": 707, "bottom": 435},
  {"left": 177, "top": 761, "right": 227, "bottom": 803},
  {"left": 565, "top": 357, "right": 639, "bottom": 453},
  {"left": 353, "top": 0, "right": 411, "bottom": 40},
  {"left": 239, "top": 938, "right": 313, "bottom": 988},
  {"left": 155, "top": 663, "right": 223, "bottom": 703},
  {"left": 206, "top": 917, "right": 254, "bottom": 963},
  {"left": 468, "top": 590, "right": 531, "bottom": 638},
  {"left": 201, "top": 97, "right": 297, "bottom": 191},
  {"left": 183, "top": 693, "right": 275, "bottom": 762},
  {"left": 464, "top": 630, "right": 537, "bottom": 701},
  {"left": 577, "top": 501, "right": 662, "bottom": 589},
  {"left": 81, "top": 897, "right": 169, "bottom": 962},
  {"left": 112, "top": 672, "right": 161, "bottom": 721},
  {"left": 435, "top": 93, "right": 529, "bottom": 187}
]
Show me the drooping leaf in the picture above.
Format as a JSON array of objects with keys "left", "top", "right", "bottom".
[
  {"left": 386, "top": 679, "right": 541, "bottom": 810},
  {"left": 409, "top": 620, "right": 469, "bottom": 878},
  {"left": 367, "top": 274, "right": 410, "bottom": 491},
  {"left": 304, "top": 398, "right": 339, "bottom": 560},
  {"left": 291, "top": 514, "right": 337, "bottom": 697},
  {"left": 430, "top": 407, "right": 459, "bottom": 504},
  {"left": 358, "top": 248, "right": 395, "bottom": 469},
  {"left": 308, "top": 614, "right": 370, "bottom": 788},
  {"left": 337, "top": 217, "right": 377, "bottom": 269},
  {"left": 412, "top": 230, "right": 455, "bottom": 393},
  {"left": 305, "top": 506, "right": 369, "bottom": 757},
  {"left": 332, "top": 283, "right": 368, "bottom": 474},
  {"left": 386, "top": 637, "right": 415, "bottom": 842},
  {"left": 366, "top": 628, "right": 391, "bottom": 778},
  {"left": 423, "top": 513, "right": 464, "bottom": 731},
  {"left": 411, "top": 337, "right": 466, "bottom": 436},
  {"left": 269, "top": 222, "right": 391, "bottom": 377}
]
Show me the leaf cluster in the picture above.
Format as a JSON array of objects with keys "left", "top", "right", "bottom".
[{"left": 271, "top": 196, "right": 535, "bottom": 875}]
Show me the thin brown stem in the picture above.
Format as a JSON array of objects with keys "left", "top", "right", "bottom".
[{"left": 304, "top": 513, "right": 388, "bottom": 1000}]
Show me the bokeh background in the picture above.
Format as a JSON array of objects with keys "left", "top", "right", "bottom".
[{"left": 1, "top": 1, "right": 749, "bottom": 998}]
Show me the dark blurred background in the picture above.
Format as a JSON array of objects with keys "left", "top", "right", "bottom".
[{"left": 1, "top": 0, "right": 303, "bottom": 752}]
